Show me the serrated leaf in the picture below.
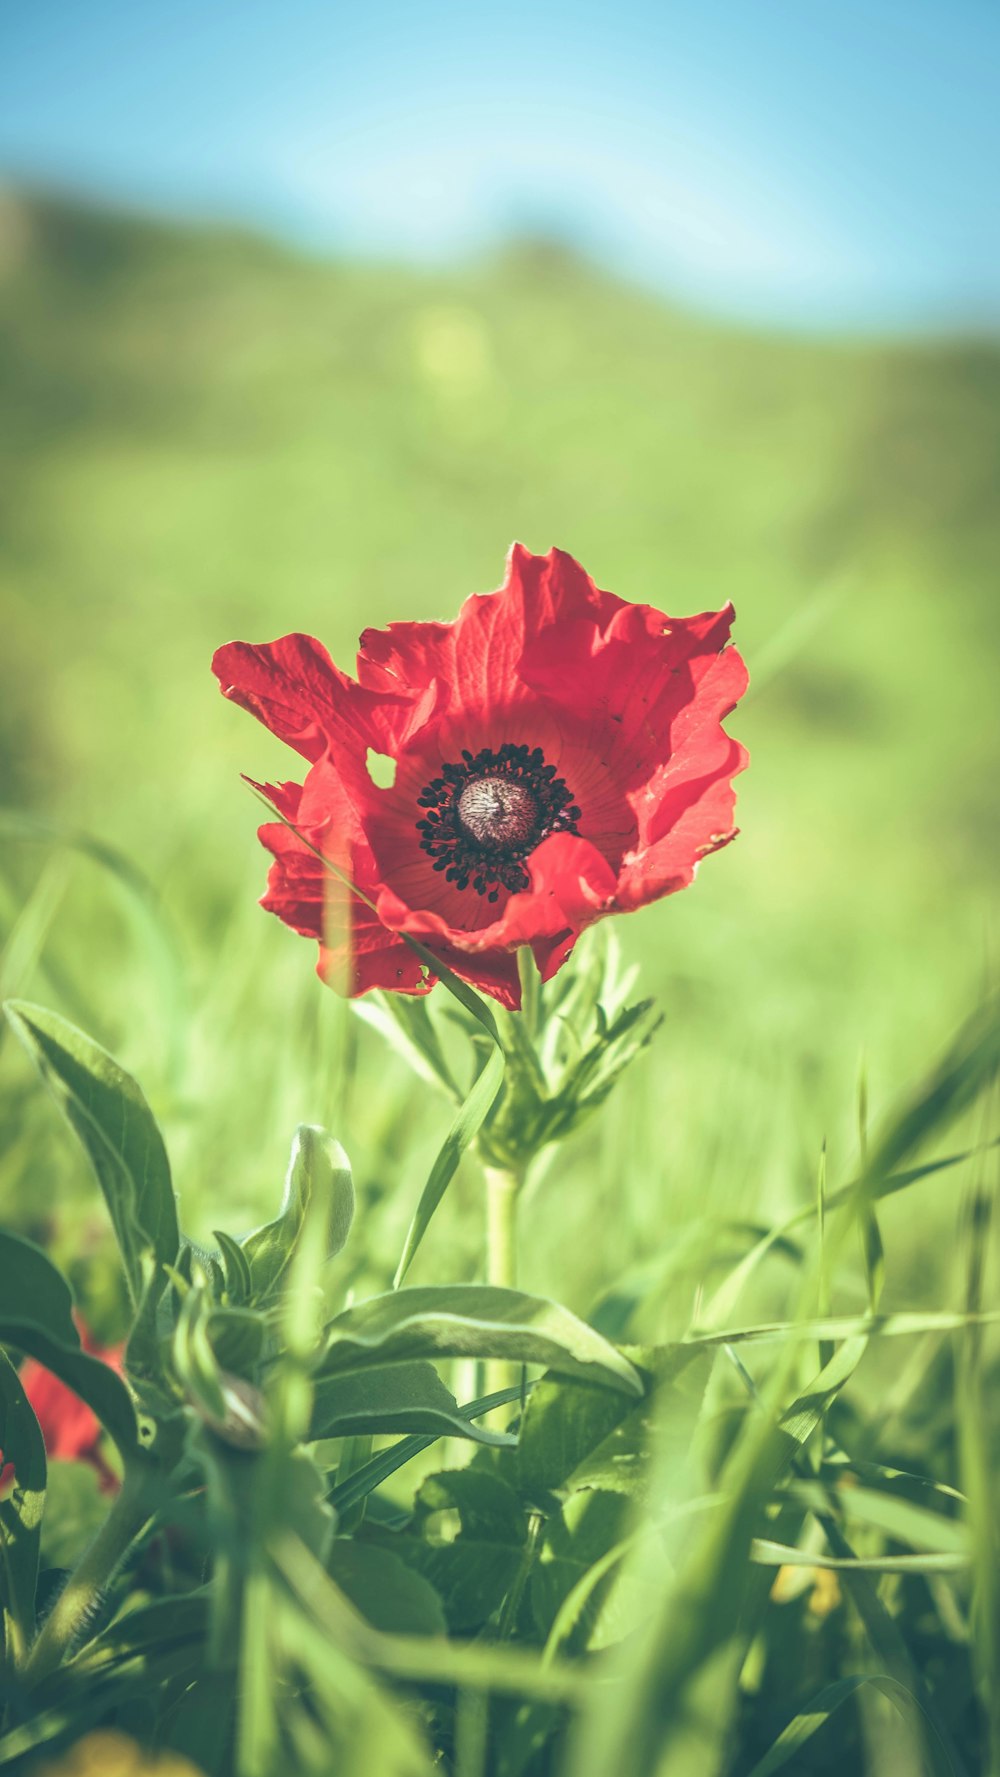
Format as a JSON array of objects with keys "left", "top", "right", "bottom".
[
  {"left": 318, "top": 1286, "right": 643, "bottom": 1397},
  {"left": 241, "top": 1125, "right": 354, "bottom": 1303},
  {"left": 3, "top": 999, "right": 178, "bottom": 1305},
  {"left": 518, "top": 1345, "right": 708, "bottom": 1499},
  {"left": 366, "top": 1468, "right": 526, "bottom": 1632}
]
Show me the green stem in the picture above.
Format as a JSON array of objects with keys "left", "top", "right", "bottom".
[
  {"left": 22, "top": 1461, "right": 153, "bottom": 1687},
  {"left": 484, "top": 1163, "right": 523, "bottom": 1398}
]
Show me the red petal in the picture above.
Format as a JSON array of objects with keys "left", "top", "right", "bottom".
[
  {"left": 521, "top": 601, "right": 745, "bottom": 786},
  {"left": 356, "top": 545, "right": 626, "bottom": 729},
  {"left": 218, "top": 549, "right": 749, "bottom": 1007},
  {"left": 213, "top": 635, "right": 388, "bottom": 775},
  {"left": 21, "top": 1318, "right": 123, "bottom": 1472},
  {"left": 374, "top": 833, "right": 613, "bottom": 959},
  {"left": 614, "top": 741, "right": 747, "bottom": 909},
  {"left": 431, "top": 944, "right": 523, "bottom": 1010},
  {"left": 255, "top": 763, "right": 431, "bottom": 997}
]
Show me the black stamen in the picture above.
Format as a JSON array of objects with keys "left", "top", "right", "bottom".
[{"left": 415, "top": 742, "right": 581, "bottom": 899}]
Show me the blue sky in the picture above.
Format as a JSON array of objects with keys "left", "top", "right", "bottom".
[{"left": 1, "top": 0, "right": 997, "bottom": 331}]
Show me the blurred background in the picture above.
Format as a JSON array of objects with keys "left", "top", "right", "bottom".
[{"left": 0, "top": 0, "right": 997, "bottom": 1325}]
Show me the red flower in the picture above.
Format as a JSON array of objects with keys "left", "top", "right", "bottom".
[
  {"left": 213, "top": 546, "right": 748, "bottom": 1009},
  {"left": 20, "top": 1319, "right": 125, "bottom": 1492}
]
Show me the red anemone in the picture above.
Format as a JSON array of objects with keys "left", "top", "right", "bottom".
[{"left": 213, "top": 545, "right": 748, "bottom": 1009}]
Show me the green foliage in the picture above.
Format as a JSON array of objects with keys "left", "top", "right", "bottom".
[
  {"left": 366, "top": 1467, "right": 529, "bottom": 1633},
  {"left": 3, "top": 1000, "right": 179, "bottom": 1305},
  {"left": 310, "top": 1361, "right": 516, "bottom": 1448},
  {"left": 0, "top": 1348, "right": 46, "bottom": 1662},
  {"left": 327, "top": 1538, "right": 447, "bottom": 1636},
  {"left": 0, "top": 981, "right": 994, "bottom": 1774},
  {"left": 240, "top": 1123, "right": 355, "bottom": 1304},
  {"left": 0, "top": 999, "right": 656, "bottom": 1774},
  {"left": 0, "top": 1228, "right": 140, "bottom": 1461},
  {"left": 406, "top": 929, "right": 663, "bottom": 1174},
  {"left": 319, "top": 1285, "right": 643, "bottom": 1394},
  {"left": 517, "top": 1344, "right": 709, "bottom": 1500}
]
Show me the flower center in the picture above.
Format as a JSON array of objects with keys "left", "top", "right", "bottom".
[
  {"left": 456, "top": 777, "right": 537, "bottom": 846},
  {"left": 416, "top": 743, "right": 581, "bottom": 900}
]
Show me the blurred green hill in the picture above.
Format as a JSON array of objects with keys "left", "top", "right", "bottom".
[{"left": 0, "top": 188, "right": 997, "bottom": 1271}]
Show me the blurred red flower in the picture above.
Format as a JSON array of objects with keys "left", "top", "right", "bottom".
[
  {"left": 20, "top": 1320, "right": 125, "bottom": 1493},
  {"left": 213, "top": 545, "right": 748, "bottom": 1009}
]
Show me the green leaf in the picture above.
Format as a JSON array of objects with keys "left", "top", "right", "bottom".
[
  {"left": 241, "top": 1124, "right": 354, "bottom": 1303},
  {"left": 326, "top": 1384, "right": 525, "bottom": 1516},
  {"left": 0, "top": 808, "right": 187, "bottom": 1088},
  {"left": 283, "top": 1449, "right": 336, "bottom": 1565},
  {"left": 66, "top": 1590, "right": 209, "bottom": 1680},
  {"left": 547, "top": 999, "right": 662, "bottom": 1138},
  {"left": 745, "top": 1674, "right": 960, "bottom": 1777},
  {"left": 173, "top": 1286, "right": 228, "bottom": 1423},
  {"left": 858, "top": 1184, "right": 886, "bottom": 1316},
  {"left": 529, "top": 1489, "right": 634, "bottom": 1650},
  {"left": 566, "top": 1331, "right": 876, "bottom": 1777},
  {"left": 267, "top": 1582, "right": 437, "bottom": 1777},
  {"left": 860, "top": 992, "right": 1000, "bottom": 1191},
  {"left": 788, "top": 1480, "right": 967, "bottom": 1555},
  {"left": 393, "top": 1032, "right": 505, "bottom": 1286},
  {"left": 353, "top": 995, "right": 460, "bottom": 1101},
  {"left": 518, "top": 1345, "right": 708, "bottom": 1499},
  {"left": 319, "top": 1286, "right": 643, "bottom": 1397},
  {"left": 310, "top": 1361, "right": 516, "bottom": 1448},
  {"left": 750, "top": 1538, "right": 966, "bottom": 1574},
  {"left": 207, "top": 1306, "right": 266, "bottom": 1376},
  {"left": 0, "top": 1347, "right": 46, "bottom": 1659},
  {"left": 3, "top": 999, "right": 179, "bottom": 1305},
  {"left": 0, "top": 854, "right": 71, "bottom": 1010},
  {"left": 213, "top": 1229, "right": 253, "bottom": 1305},
  {"left": 0, "top": 1230, "right": 139, "bottom": 1461},
  {"left": 38, "top": 1459, "right": 106, "bottom": 1573},
  {"left": 173, "top": 1297, "right": 266, "bottom": 1449},
  {"left": 327, "top": 1538, "right": 447, "bottom": 1636},
  {"left": 689, "top": 1307, "right": 1000, "bottom": 1347},
  {"left": 366, "top": 1468, "right": 526, "bottom": 1633}
]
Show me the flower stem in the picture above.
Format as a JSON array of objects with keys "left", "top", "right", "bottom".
[
  {"left": 22, "top": 1461, "right": 153, "bottom": 1687},
  {"left": 484, "top": 1163, "right": 523, "bottom": 1399}
]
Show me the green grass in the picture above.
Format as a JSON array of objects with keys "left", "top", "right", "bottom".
[{"left": 0, "top": 188, "right": 998, "bottom": 1776}]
